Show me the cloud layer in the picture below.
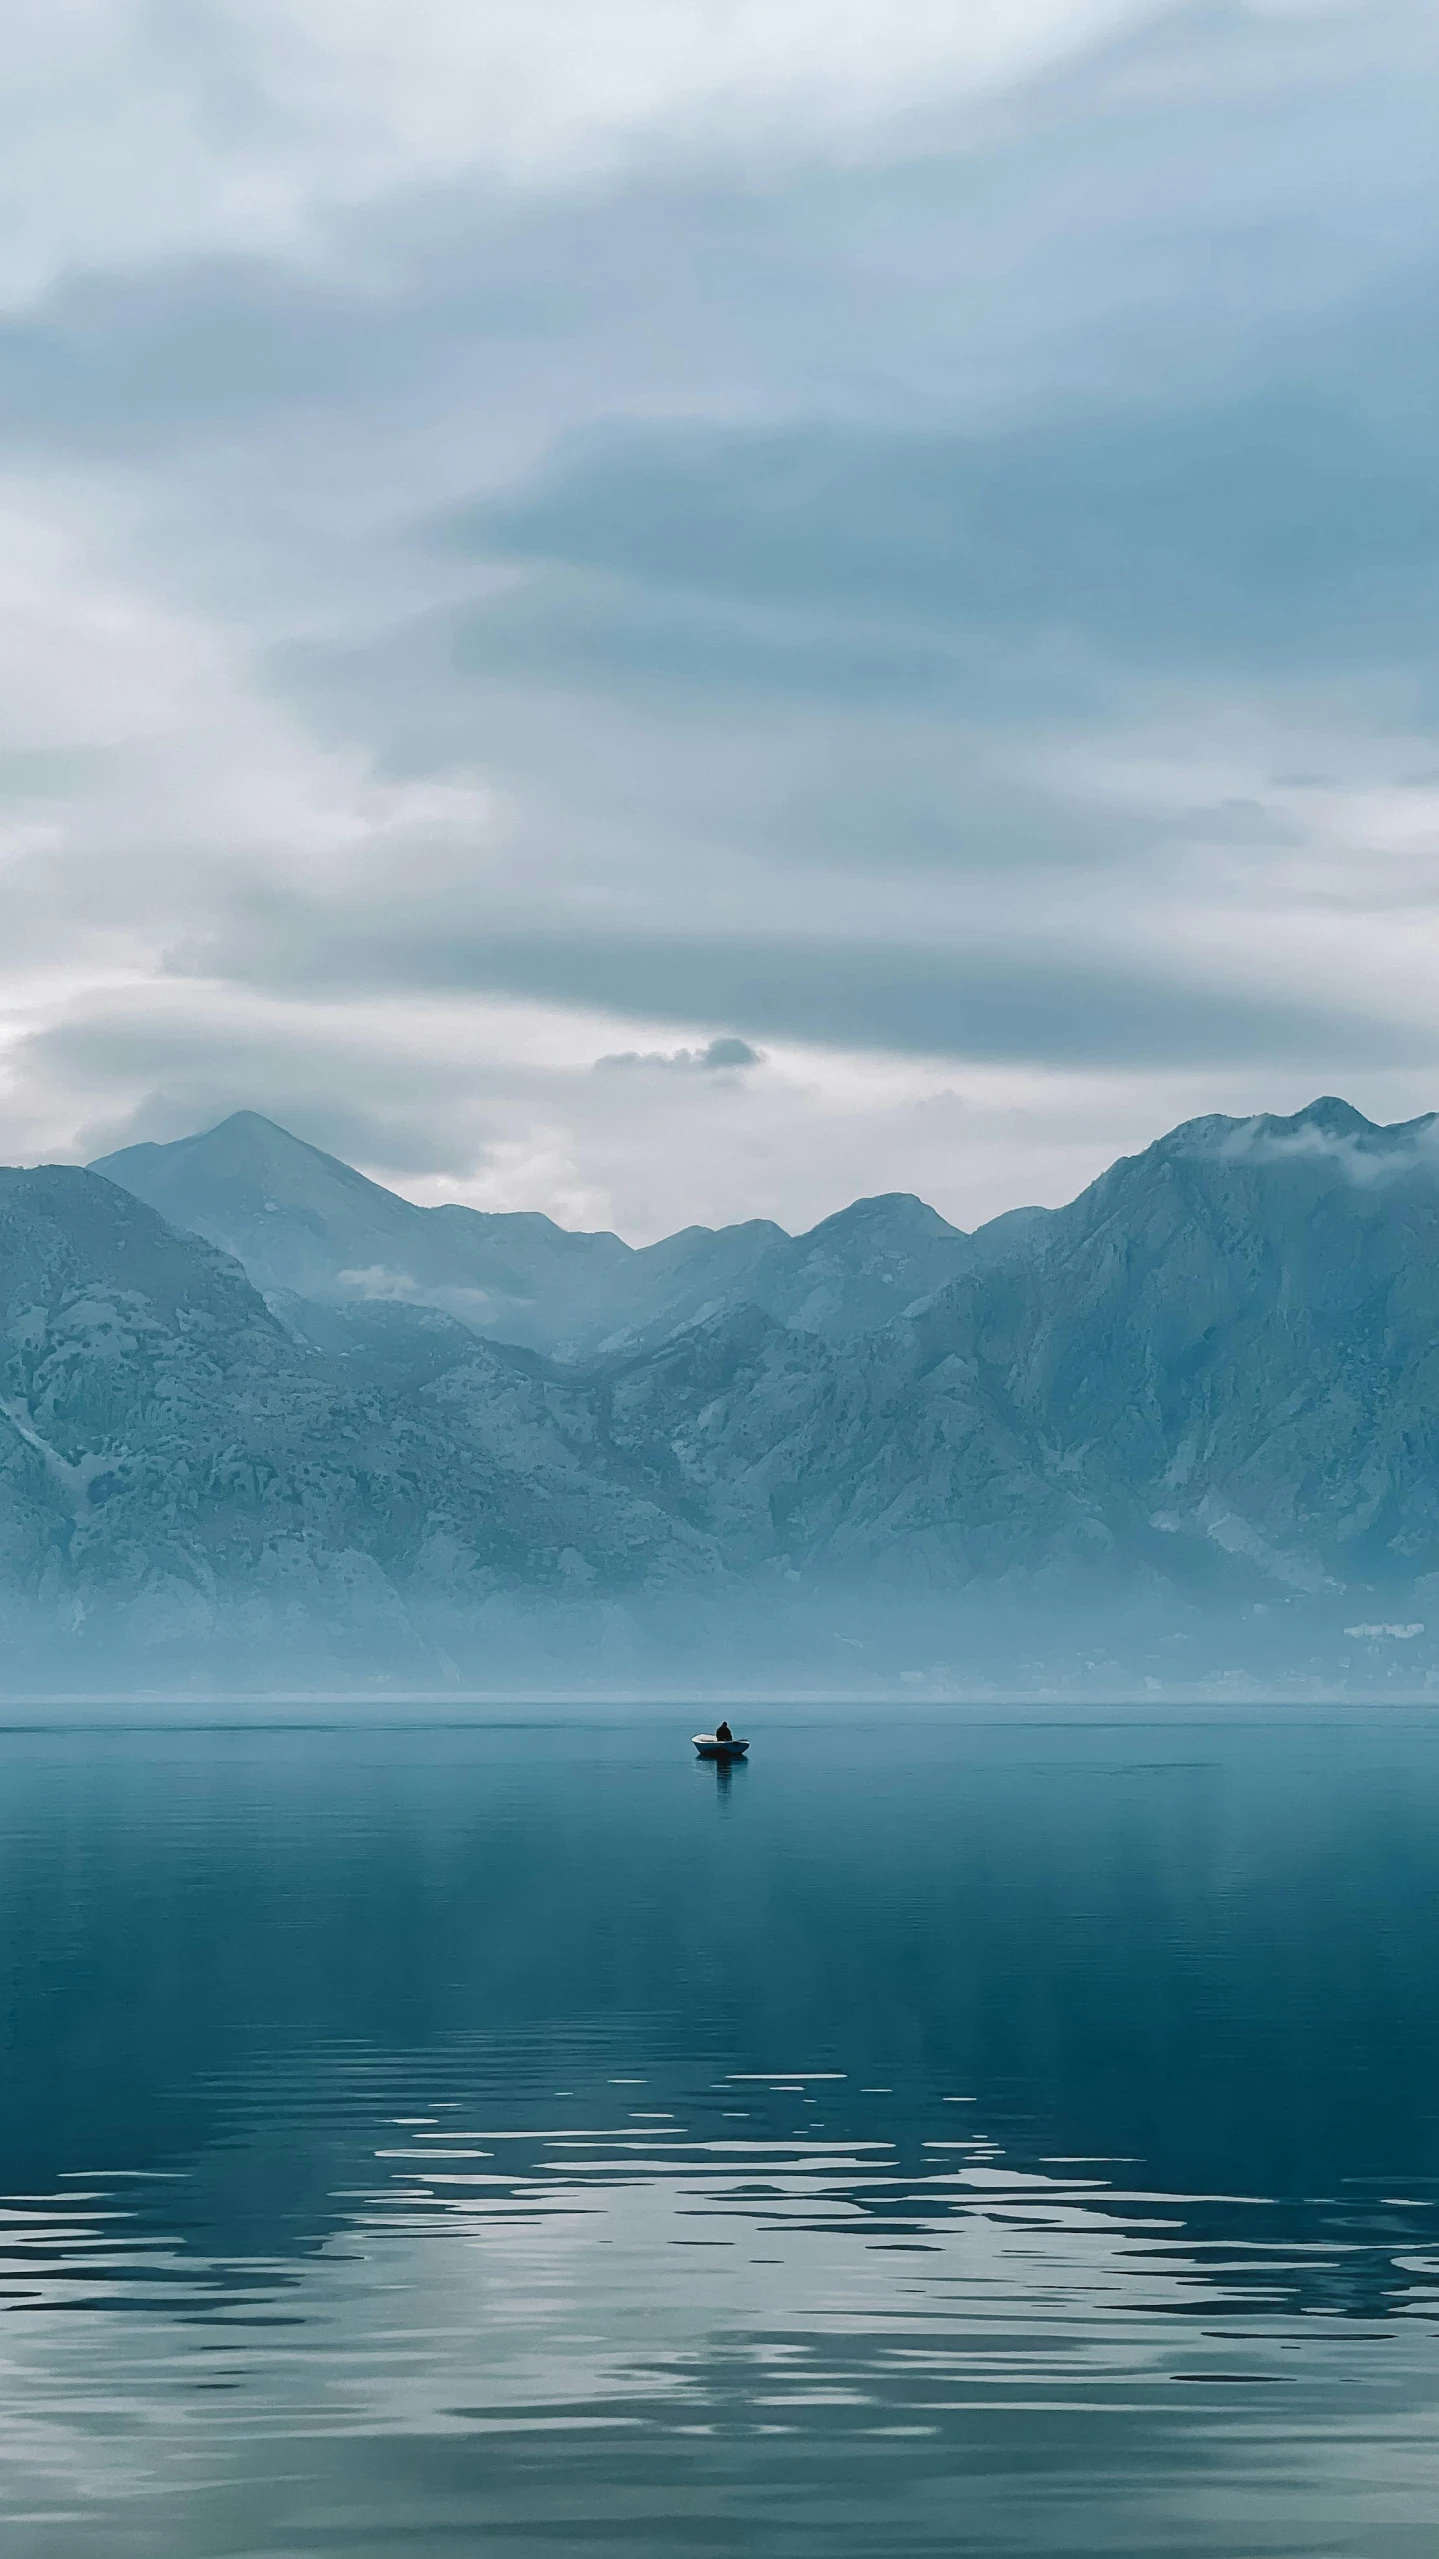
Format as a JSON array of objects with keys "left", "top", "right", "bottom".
[
  {"left": 3, "top": 1, "right": 1439, "bottom": 1236},
  {"left": 3, "top": 0, "right": 1182, "bottom": 304}
]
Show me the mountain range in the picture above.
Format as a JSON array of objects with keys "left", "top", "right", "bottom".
[
  {"left": 91, "top": 1112, "right": 1044, "bottom": 1359},
  {"left": 2, "top": 1095, "right": 1438, "bottom": 1691}
]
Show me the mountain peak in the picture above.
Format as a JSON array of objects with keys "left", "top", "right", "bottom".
[
  {"left": 801, "top": 1192, "right": 962, "bottom": 1248},
  {"left": 92, "top": 1111, "right": 390, "bottom": 1207},
  {"left": 211, "top": 1110, "right": 292, "bottom": 1134},
  {"left": 1242, "top": 1097, "right": 1439, "bottom": 1158},
  {"left": 1265, "top": 1097, "right": 1374, "bottom": 1139},
  {"left": 1152, "top": 1096, "right": 1439, "bottom": 1166},
  {"left": 204, "top": 1109, "right": 314, "bottom": 1147}
]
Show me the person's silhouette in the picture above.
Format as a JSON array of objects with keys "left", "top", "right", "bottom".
[{"left": 715, "top": 1719, "right": 734, "bottom": 1744}]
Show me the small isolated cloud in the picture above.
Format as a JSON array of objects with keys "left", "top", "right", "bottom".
[
  {"left": 593, "top": 1035, "right": 762, "bottom": 1073},
  {"left": 699, "top": 1036, "right": 761, "bottom": 1068}
]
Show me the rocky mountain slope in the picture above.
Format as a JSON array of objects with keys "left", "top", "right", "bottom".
[
  {"left": 2, "top": 1096, "right": 1436, "bottom": 1682},
  {"left": 582, "top": 1097, "right": 1439, "bottom": 1604},
  {"left": 0, "top": 1168, "right": 713, "bottom": 1645}
]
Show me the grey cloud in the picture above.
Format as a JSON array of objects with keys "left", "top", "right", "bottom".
[
  {"left": 6, "top": 0, "right": 1230, "bottom": 316},
  {"left": 187, "top": 916, "right": 1423, "bottom": 1072},
  {"left": 437, "top": 365, "right": 1439, "bottom": 707},
  {"left": 594, "top": 1035, "right": 761, "bottom": 1072},
  {"left": 443, "top": 567, "right": 968, "bottom": 712},
  {"left": 6, "top": 0, "right": 1439, "bottom": 1235},
  {"left": 19, "top": 1007, "right": 517, "bottom": 1182},
  {"left": 0, "top": 185, "right": 758, "bottom": 464},
  {"left": 702, "top": 1036, "right": 761, "bottom": 1068},
  {"left": 0, "top": 262, "right": 422, "bottom": 453},
  {"left": 273, "top": 610, "right": 1171, "bottom": 905},
  {"left": 1184, "top": 799, "right": 1301, "bottom": 851},
  {"left": 8, "top": 7, "right": 1433, "bottom": 477}
]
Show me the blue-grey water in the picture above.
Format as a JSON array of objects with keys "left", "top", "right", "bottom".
[{"left": 3, "top": 1708, "right": 1439, "bottom": 2556}]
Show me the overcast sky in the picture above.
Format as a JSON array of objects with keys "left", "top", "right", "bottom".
[{"left": 4, "top": 0, "right": 1439, "bottom": 1238}]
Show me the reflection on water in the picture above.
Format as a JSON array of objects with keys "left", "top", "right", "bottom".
[{"left": 2, "top": 1710, "right": 1439, "bottom": 2555}]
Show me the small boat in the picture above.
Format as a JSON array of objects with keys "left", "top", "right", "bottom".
[{"left": 693, "top": 1733, "right": 750, "bottom": 1760}]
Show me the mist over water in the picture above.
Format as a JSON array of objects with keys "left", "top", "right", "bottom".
[{"left": 3, "top": 1709, "right": 1439, "bottom": 2556}]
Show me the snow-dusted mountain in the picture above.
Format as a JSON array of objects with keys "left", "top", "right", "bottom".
[
  {"left": 90, "top": 1113, "right": 1014, "bottom": 1355},
  {"left": 3, "top": 1095, "right": 1438, "bottom": 1685}
]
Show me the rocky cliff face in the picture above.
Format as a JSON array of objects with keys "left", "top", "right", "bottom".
[
  {"left": 994, "top": 1098, "right": 1439, "bottom": 1593},
  {"left": 0, "top": 1169, "right": 711, "bottom": 1645},
  {"left": 7, "top": 1098, "right": 1439, "bottom": 1682}
]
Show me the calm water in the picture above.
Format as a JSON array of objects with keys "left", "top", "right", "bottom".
[{"left": 3, "top": 1708, "right": 1439, "bottom": 2556}]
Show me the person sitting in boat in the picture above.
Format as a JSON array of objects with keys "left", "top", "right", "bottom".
[{"left": 714, "top": 1719, "right": 734, "bottom": 1744}]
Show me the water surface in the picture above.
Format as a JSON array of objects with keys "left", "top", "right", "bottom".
[{"left": 3, "top": 1708, "right": 1439, "bottom": 2555}]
